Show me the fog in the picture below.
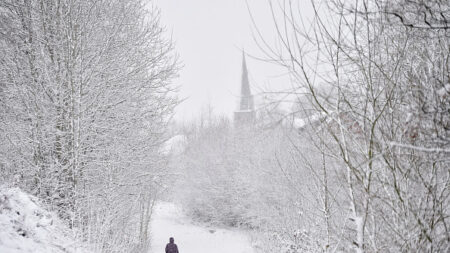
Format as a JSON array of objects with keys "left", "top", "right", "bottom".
[
  {"left": 155, "top": 0, "right": 292, "bottom": 121},
  {"left": 0, "top": 1, "right": 448, "bottom": 252}
]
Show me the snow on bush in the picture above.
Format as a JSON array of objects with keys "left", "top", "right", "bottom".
[{"left": 0, "top": 187, "right": 90, "bottom": 253}]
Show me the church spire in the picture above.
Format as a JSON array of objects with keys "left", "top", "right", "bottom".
[
  {"left": 239, "top": 52, "right": 254, "bottom": 111},
  {"left": 234, "top": 52, "right": 255, "bottom": 126}
]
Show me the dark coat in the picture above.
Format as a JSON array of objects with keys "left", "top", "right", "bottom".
[{"left": 165, "top": 242, "right": 179, "bottom": 253}]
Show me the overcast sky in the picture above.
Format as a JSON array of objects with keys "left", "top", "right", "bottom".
[{"left": 154, "top": 0, "right": 294, "bottom": 122}]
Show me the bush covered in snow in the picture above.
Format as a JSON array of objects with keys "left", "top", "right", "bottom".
[{"left": 0, "top": 187, "right": 90, "bottom": 253}]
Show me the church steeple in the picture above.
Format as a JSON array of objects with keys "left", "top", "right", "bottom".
[
  {"left": 239, "top": 52, "right": 254, "bottom": 111},
  {"left": 234, "top": 52, "right": 255, "bottom": 126}
]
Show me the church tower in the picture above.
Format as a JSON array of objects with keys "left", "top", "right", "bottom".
[{"left": 234, "top": 53, "right": 255, "bottom": 126}]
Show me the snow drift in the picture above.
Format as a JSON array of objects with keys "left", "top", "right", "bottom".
[{"left": 0, "top": 187, "right": 89, "bottom": 253}]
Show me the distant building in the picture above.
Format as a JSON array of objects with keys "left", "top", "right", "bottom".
[{"left": 234, "top": 53, "right": 255, "bottom": 127}]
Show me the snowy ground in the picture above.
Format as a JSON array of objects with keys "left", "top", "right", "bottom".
[
  {"left": 0, "top": 188, "right": 89, "bottom": 253},
  {"left": 150, "top": 202, "right": 255, "bottom": 253}
]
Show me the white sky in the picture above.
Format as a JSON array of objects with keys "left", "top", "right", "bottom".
[{"left": 154, "top": 0, "right": 293, "bottom": 122}]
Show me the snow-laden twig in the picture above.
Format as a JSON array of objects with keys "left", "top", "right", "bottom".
[{"left": 389, "top": 142, "right": 450, "bottom": 153}]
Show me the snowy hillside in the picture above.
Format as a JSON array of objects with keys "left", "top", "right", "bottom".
[
  {"left": 150, "top": 202, "right": 255, "bottom": 253},
  {"left": 0, "top": 188, "right": 90, "bottom": 253}
]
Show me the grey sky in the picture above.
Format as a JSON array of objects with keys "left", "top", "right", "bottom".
[{"left": 154, "top": 0, "right": 291, "bottom": 122}]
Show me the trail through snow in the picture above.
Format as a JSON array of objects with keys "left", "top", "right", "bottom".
[{"left": 150, "top": 202, "right": 255, "bottom": 253}]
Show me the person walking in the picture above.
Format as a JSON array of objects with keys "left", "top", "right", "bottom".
[{"left": 165, "top": 237, "right": 179, "bottom": 253}]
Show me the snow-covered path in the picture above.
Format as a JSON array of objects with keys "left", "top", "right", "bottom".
[{"left": 150, "top": 202, "right": 255, "bottom": 253}]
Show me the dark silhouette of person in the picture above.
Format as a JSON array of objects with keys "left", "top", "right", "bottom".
[{"left": 165, "top": 237, "right": 179, "bottom": 253}]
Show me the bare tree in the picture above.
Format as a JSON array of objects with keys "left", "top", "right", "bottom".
[{"left": 250, "top": 0, "right": 449, "bottom": 252}]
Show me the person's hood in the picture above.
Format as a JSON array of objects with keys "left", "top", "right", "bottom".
[{"left": 170, "top": 237, "right": 174, "bottom": 243}]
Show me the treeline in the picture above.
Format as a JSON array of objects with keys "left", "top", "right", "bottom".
[
  {"left": 174, "top": 0, "right": 449, "bottom": 252},
  {"left": 173, "top": 112, "right": 340, "bottom": 252},
  {"left": 0, "top": 0, "right": 178, "bottom": 252}
]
